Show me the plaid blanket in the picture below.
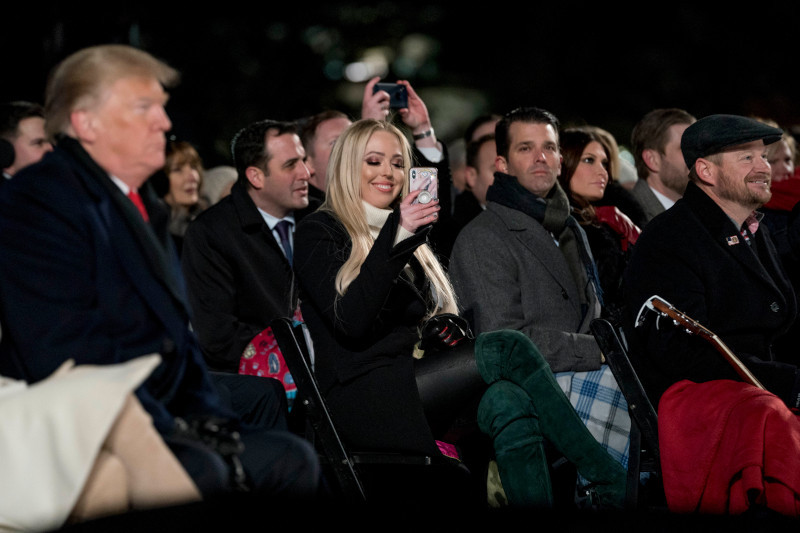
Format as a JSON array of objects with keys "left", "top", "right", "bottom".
[{"left": 555, "top": 365, "right": 631, "bottom": 471}]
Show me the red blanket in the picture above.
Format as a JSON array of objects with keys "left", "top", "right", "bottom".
[
  {"left": 763, "top": 176, "right": 800, "bottom": 212},
  {"left": 659, "top": 379, "right": 800, "bottom": 516}
]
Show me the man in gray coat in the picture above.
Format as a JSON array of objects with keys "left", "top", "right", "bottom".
[
  {"left": 449, "top": 107, "right": 629, "bottom": 494},
  {"left": 450, "top": 106, "right": 604, "bottom": 374}
]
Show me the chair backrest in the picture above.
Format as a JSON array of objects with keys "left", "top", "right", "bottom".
[
  {"left": 270, "top": 317, "right": 367, "bottom": 502},
  {"left": 590, "top": 318, "right": 659, "bottom": 464}
]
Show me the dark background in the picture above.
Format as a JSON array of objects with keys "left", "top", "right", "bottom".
[{"left": 4, "top": 3, "right": 799, "bottom": 168}]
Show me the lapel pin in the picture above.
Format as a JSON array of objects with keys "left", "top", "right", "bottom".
[{"left": 726, "top": 235, "right": 739, "bottom": 246}]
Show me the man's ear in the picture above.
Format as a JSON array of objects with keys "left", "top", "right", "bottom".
[
  {"left": 245, "top": 166, "right": 264, "bottom": 189},
  {"left": 494, "top": 155, "right": 507, "bottom": 174},
  {"left": 642, "top": 148, "right": 660, "bottom": 173},
  {"left": 693, "top": 158, "right": 715, "bottom": 186},
  {"left": 464, "top": 166, "right": 477, "bottom": 191},
  {"left": 69, "top": 109, "right": 97, "bottom": 143}
]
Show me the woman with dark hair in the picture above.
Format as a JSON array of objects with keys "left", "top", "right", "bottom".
[
  {"left": 559, "top": 127, "right": 641, "bottom": 320},
  {"left": 585, "top": 125, "right": 648, "bottom": 229}
]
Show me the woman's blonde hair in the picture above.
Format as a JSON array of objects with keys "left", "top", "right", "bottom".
[{"left": 322, "top": 118, "right": 458, "bottom": 318}]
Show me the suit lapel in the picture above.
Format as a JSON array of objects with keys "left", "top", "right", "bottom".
[
  {"left": 688, "top": 183, "right": 789, "bottom": 305},
  {"left": 633, "top": 179, "right": 665, "bottom": 221},
  {"left": 61, "top": 137, "right": 190, "bottom": 317},
  {"left": 492, "top": 204, "right": 584, "bottom": 317},
  {"left": 232, "top": 182, "right": 290, "bottom": 265},
  {"left": 712, "top": 221, "right": 769, "bottom": 280},
  {"left": 259, "top": 223, "right": 289, "bottom": 262}
]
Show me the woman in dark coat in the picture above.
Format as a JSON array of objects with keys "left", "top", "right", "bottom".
[
  {"left": 293, "top": 119, "right": 480, "bottom": 458},
  {"left": 558, "top": 127, "right": 642, "bottom": 321}
]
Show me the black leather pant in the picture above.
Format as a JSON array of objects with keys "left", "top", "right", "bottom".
[{"left": 414, "top": 338, "right": 487, "bottom": 439}]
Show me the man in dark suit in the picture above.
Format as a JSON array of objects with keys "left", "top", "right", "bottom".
[
  {"left": 629, "top": 108, "right": 696, "bottom": 225},
  {"left": 0, "top": 44, "right": 319, "bottom": 499},
  {"left": 623, "top": 114, "right": 800, "bottom": 409},
  {"left": 181, "top": 119, "right": 318, "bottom": 377}
]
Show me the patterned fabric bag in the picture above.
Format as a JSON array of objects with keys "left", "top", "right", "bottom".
[{"left": 239, "top": 308, "right": 303, "bottom": 408}]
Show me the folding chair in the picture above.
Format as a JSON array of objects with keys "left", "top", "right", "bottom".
[
  {"left": 270, "top": 317, "right": 455, "bottom": 503},
  {"left": 590, "top": 317, "right": 664, "bottom": 510}
]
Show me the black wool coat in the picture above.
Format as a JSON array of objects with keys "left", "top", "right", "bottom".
[
  {"left": 622, "top": 181, "right": 800, "bottom": 408},
  {"left": 0, "top": 138, "right": 232, "bottom": 434},
  {"left": 293, "top": 208, "right": 441, "bottom": 456},
  {"left": 181, "top": 182, "right": 319, "bottom": 372}
]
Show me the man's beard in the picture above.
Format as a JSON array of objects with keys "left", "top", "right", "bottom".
[
  {"left": 717, "top": 168, "right": 772, "bottom": 209},
  {"left": 661, "top": 159, "right": 689, "bottom": 196}
]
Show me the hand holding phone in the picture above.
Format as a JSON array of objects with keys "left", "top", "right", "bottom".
[
  {"left": 373, "top": 83, "right": 409, "bottom": 109},
  {"left": 410, "top": 167, "right": 438, "bottom": 205},
  {"left": 400, "top": 167, "right": 440, "bottom": 233}
]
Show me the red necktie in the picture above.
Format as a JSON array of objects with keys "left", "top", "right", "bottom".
[{"left": 128, "top": 189, "right": 149, "bottom": 222}]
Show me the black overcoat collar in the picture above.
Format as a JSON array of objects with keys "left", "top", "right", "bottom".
[
  {"left": 683, "top": 181, "right": 795, "bottom": 316},
  {"left": 57, "top": 136, "right": 190, "bottom": 317}
]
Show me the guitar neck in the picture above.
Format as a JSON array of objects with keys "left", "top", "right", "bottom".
[{"left": 649, "top": 297, "right": 766, "bottom": 390}]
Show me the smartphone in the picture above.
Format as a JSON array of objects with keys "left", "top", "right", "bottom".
[
  {"left": 409, "top": 167, "right": 438, "bottom": 205},
  {"left": 373, "top": 82, "right": 408, "bottom": 109}
]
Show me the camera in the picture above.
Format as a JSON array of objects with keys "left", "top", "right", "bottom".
[{"left": 373, "top": 83, "right": 409, "bottom": 109}]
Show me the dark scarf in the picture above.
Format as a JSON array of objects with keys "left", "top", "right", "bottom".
[{"left": 486, "top": 172, "right": 604, "bottom": 310}]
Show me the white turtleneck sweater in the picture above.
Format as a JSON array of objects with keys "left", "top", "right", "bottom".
[{"left": 362, "top": 200, "right": 414, "bottom": 245}]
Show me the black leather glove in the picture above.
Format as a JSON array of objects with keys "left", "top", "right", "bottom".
[{"left": 419, "top": 313, "right": 473, "bottom": 351}]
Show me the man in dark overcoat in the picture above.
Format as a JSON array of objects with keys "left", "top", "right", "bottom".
[
  {"left": 623, "top": 114, "right": 800, "bottom": 408},
  {"left": 0, "top": 44, "right": 319, "bottom": 499},
  {"left": 181, "top": 120, "right": 318, "bottom": 375}
]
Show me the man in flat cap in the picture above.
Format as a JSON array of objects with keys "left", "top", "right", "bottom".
[{"left": 621, "top": 115, "right": 800, "bottom": 514}]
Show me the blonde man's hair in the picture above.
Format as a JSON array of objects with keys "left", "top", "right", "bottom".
[
  {"left": 45, "top": 44, "right": 179, "bottom": 141},
  {"left": 322, "top": 118, "right": 458, "bottom": 318}
]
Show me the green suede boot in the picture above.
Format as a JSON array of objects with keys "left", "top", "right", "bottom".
[
  {"left": 478, "top": 380, "right": 553, "bottom": 507},
  {"left": 476, "top": 329, "right": 627, "bottom": 510}
]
